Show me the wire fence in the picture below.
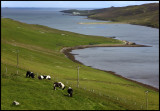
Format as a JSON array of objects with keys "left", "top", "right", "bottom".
[
  {"left": 1, "top": 64, "right": 149, "bottom": 110},
  {"left": 1, "top": 48, "right": 149, "bottom": 110}
]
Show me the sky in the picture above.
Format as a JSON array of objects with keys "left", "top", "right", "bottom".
[{"left": 1, "top": 1, "right": 159, "bottom": 8}]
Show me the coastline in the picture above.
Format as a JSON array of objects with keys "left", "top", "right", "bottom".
[
  {"left": 86, "top": 17, "right": 159, "bottom": 29},
  {"left": 78, "top": 22, "right": 126, "bottom": 24},
  {"left": 60, "top": 44, "right": 159, "bottom": 92},
  {"left": 79, "top": 20, "right": 159, "bottom": 29}
]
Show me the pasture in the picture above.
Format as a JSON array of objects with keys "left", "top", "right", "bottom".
[{"left": 1, "top": 18, "right": 159, "bottom": 110}]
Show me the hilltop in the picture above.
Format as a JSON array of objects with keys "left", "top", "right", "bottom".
[
  {"left": 61, "top": 3, "right": 159, "bottom": 28},
  {"left": 1, "top": 18, "right": 159, "bottom": 110}
]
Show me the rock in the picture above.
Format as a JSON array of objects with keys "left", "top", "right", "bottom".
[
  {"left": 122, "top": 40, "right": 128, "bottom": 45},
  {"left": 12, "top": 101, "right": 20, "bottom": 105},
  {"left": 128, "top": 42, "right": 136, "bottom": 45},
  {"left": 121, "top": 40, "right": 136, "bottom": 45},
  {"left": 110, "top": 36, "right": 116, "bottom": 38}
]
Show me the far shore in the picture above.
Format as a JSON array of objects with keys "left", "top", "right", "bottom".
[
  {"left": 78, "top": 22, "right": 126, "bottom": 24},
  {"left": 60, "top": 43, "right": 159, "bottom": 92},
  {"left": 78, "top": 21, "right": 159, "bottom": 29}
]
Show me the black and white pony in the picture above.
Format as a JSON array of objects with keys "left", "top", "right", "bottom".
[
  {"left": 53, "top": 82, "right": 65, "bottom": 90},
  {"left": 46, "top": 75, "right": 51, "bottom": 80},
  {"left": 38, "top": 75, "right": 44, "bottom": 80},
  {"left": 38, "top": 75, "right": 51, "bottom": 80},
  {"left": 68, "top": 87, "right": 73, "bottom": 97},
  {"left": 26, "top": 71, "right": 35, "bottom": 78}
]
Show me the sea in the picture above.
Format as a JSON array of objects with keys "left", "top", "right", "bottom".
[{"left": 1, "top": 8, "right": 159, "bottom": 89}]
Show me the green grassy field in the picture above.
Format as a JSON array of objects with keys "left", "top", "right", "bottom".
[{"left": 1, "top": 18, "right": 159, "bottom": 110}]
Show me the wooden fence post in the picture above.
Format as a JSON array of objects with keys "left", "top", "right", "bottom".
[
  {"left": 77, "top": 66, "right": 80, "bottom": 88},
  {"left": 16, "top": 50, "right": 19, "bottom": 74},
  {"left": 6, "top": 64, "right": 7, "bottom": 75}
]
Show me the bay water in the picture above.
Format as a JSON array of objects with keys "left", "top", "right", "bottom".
[{"left": 1, "top": 8, "right": 159, "bottom": 88}]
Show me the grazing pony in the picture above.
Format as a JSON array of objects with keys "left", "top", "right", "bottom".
[
  {"left": 46, "top": 75, "right": 51, "bottom": 80},
  {"left": 67, "top": 87, "right": 73, "bottom": 97},
  {"left": 38, "top": 75, "right": 44, "bottom": 80},
  {"left": 38, "top": 75, "right": 51, "bottom": 80},
  {"left": 26, "top": 71, "right": 35, "bottom": 78},
  {"left": 53, "top": 82, "right": 65, "bottom": 90},
  {"left": 43, "top": 75, "right": 47, "bottom": 79}
]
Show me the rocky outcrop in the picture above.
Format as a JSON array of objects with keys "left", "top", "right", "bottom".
[
  {"left": 121, "top": 40, "right": 136, "bottom": 45},
  {"left": 128, "top": 42, "right": 136, "bottom": 45}
]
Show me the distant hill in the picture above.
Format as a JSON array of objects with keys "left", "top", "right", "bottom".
[{"left": 61, "top": 3, "right": 159, "bottom": 28}]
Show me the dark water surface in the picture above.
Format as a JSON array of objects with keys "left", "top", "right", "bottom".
[
  {"left": 2, "top": 8, "right": 159, "bottom": 89},
  {"left": 71, "top": 47, "right": 159, "bottom": 88}
]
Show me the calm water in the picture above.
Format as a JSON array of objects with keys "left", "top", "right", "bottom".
[
  {"left": 71, "top": 47, "right": 159, "bottom": 88},
  {"left": 2, "top": 8, "right": 159, "bottom": 88}
]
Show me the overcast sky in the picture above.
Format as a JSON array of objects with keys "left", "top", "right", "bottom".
[{"left": 1, "top": 1, "right": 159, "bottom": 8}]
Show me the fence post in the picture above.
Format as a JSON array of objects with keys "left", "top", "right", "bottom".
[
  {"left": 6, "top": 64, "right": 7, "bottom": 75},
  {"left": 16, "top": 49, "right": 19, "bottom": 74},
  {"left": 117, "top": 97, "right": 119, "bottom": 100},
  {"left": 145, "top": 91, "right": 149, "bottom": 110},
  {"left": 134, "top": 102, "right": 136, "bottom": 105},
  {"left": 141, "top": 105, "right": 143, "bottom": 109},
  {"left": 56, "top": 77, "right": 58, "bottom": 81},
  {"left": 77, "top": 65, "right": 80, "bottom": 88}
]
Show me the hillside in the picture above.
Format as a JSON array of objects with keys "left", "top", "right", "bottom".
[
  {"left": 61, "top": 3, "right": 159, "bottom": 28},
  {"left": 1, "top": 18, "right": 159, "bottom": 110}
]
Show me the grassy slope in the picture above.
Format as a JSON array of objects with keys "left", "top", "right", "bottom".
[
  {"left": 62, "top": 3, "right": 159, "bottom": 28},
  {"left": 1, "top": 18, "right": 159, "bottom": 110},
  {"left": 88, "top": 3, "right": 159, "bottom": 28}
]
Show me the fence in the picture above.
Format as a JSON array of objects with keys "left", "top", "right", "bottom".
[
  {"left": 1, "top": 48, "right": 148, "bottom": 110},
  {"left": 2, "top": 64, "right": 149, "bottom": 110}
]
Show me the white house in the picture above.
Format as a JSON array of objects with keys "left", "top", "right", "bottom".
[{"left": 72, "top": 12, "right": 80, "bottom": 15}]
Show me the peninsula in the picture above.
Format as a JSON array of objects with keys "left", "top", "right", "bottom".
[{"left": 61, "top": 3, "right": 159, "bottom": 28}]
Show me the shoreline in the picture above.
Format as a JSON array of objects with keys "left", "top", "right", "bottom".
[
  {"left": 78, "top": 22, "right": 126, "bottom": 24},
  {"left": 86, "top": 17, "right": 159, "bottom": 29},
  {"left": 79, "top": 20, "right": 159, "bottom": 29},
  {"left": 61, "top": 44, "right": 159, "bottom": 92}
]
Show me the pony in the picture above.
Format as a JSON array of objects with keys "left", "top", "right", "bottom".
[
  {"left": 46, "top": 75, "right": 51, "bottom": 80},
  {"left": 26, "top": 71, "right": 35, "bottom": 78},
  {"left": 38, "top": 75, "right": 51, "bottom": 80},
  {"left": 68, "top": 87, "right": 73, "bottom": 97},
  {"left": 53, "top": 82, "right": 65, "bottom": 90},
  {"left": 38, "top": 75, "right": 44, "bottom": 80}
]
